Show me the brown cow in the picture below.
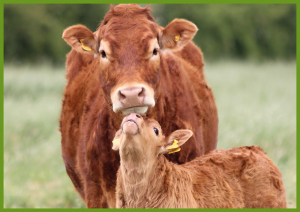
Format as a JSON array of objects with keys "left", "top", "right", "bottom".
[
  {"left": 60, "top": 4, "right": 218, "bottom": 208},
  {"left": 113, "top": 113, "right": 287, "bottom": 208}
]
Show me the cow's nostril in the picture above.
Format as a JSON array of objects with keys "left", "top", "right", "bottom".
[
  {"left": 119, "top": 90, "right": 126, "bottom": 100},
  {"left": 138, "top": 87, "right": 145, "bottom": 97}
]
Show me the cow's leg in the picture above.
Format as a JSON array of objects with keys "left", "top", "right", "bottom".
[
  {"left": 65, "top": 163, "right": 85, "bottom": 200},
  {"left": 84, "top": 175, "right": 108, "bottom": 208}
]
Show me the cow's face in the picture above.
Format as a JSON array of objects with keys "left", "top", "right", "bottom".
[
  {"left": 96, "top": 8, "right": 161, "bottom": 115},
  {"left": 62, "top": 4, "right": 197, "bottom": 115}
]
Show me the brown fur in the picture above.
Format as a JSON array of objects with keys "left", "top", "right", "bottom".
[
  {"left": 60, "top": 4, "right": 218, "bottom": 208},
  {"left": 114, "top": 115, "right": 287, "bottom": 208}
]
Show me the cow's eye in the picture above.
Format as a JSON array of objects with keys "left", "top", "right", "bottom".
[
  {"left": 100, "top": 50, "right": 107, "bottom": 58},
  {"left": 153, "top": 48, "right": 158, "bottom": 56},
  {"left": 153, "top": 128, "right": 159, "bottom": 136}
]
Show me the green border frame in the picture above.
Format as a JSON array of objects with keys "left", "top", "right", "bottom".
[
  {"left": 1, "top": 0, "right": 298, "bottom": 211},
  {"left": 0, "top": 1, "right": 3, "bottom": 211},
  {"left": 1, "top": 0, "right": 299, "bottom": 4}
]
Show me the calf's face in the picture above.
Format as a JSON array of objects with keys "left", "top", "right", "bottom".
[
  {"left": 112, "top": 113, "right": 193, "bottom": 162},
  {"left": 62, "top": 4, "right": 198, "bottom": 115}
]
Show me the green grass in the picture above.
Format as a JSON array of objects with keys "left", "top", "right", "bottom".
[
  {"left": 4, "top": 64, "right": 85, "bottom": 208},
  {"left": 4, "top": 61, "right": 296, "bottom": 208},
  {"left": 205, "top": 60, "right": 296, "bottom": 208}
]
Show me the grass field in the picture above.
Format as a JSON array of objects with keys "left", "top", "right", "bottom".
[{"left": 4, "top": 61, "right": 296, "bottom": 208}]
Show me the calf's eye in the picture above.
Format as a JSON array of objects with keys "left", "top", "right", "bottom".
[
  {"left": 101, "top": 50, "right": 107, "bottom": 58},
  {"left": 153, "top": 128, "right": 159, "bottom": 136},
  {"left": 153, "top": 49, "right": 158, "bottom": 56}
]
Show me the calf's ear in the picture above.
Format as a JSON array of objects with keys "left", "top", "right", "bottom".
[
  {"left": 159, "top": 19, "right": 198, "bottom": 51},
  {"left": 62, "top": 24, "right": 98, "bottom": 55},
  {"left": 159, "top": 129, "right": 193, "bottom": 155},
  {"left": 112, "top": 129, "right": 123, "bottom": 151}
]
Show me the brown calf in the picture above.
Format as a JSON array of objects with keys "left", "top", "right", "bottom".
[
  {"left": 60, "top": 4, "right": 218, "bottom": 208},
  {"left": 113, "top": 113, "right": 287, "bottom": 208}
]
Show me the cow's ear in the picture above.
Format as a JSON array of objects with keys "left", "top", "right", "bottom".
[
  {"left": 112, "top": 129, "right": 123, "bottom": 151},
  {"left": 159, "top": 19, "right": 198, "bottom": 51},
  {"left": 159, "top": 129, "right": 193, "bottom": 155},
  {"left": 62, "top": 24, "right": 98, "bottom": 55}
]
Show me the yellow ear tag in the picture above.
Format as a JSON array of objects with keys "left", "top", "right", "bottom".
[
  {"left": 112, "top": 138, "right": 120, "bottom": 145},
  {"left": 166, "top": 139, "right": 179, "bottom": 150},
  {"left": 80, "top": 39, "right": 92, "bottom": 51},
  {"left": 168, "top": 147, "right": 181, "bottom": 154},
  {"left": 175, "top": 35, "right": 180, "bottom": 42}
]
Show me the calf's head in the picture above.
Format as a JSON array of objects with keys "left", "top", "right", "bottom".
[
  {"left": 112, "top": 113, "right": 193, "bottom": 165},
  {"left": 62, "top": 4, "right": 198, "bottom": 115}
]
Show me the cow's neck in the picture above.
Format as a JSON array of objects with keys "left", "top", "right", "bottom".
[
  {"left": 120, "top": 155, "right": 170, "bottom": 207},
  {"left": 155, "top": 56, "right": 194, "bottom": 121}
]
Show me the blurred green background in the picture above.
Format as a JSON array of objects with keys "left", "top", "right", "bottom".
[
  {"left": 4, "top": 4, "right": 296, "bottom": 64},
  {"left": 4, "top": 4, "right": 296, "bottom": 208}
]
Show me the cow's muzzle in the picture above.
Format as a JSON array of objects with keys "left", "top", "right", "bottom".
[{"left": 111, "top": 84, "right": 155, "bottom": 115}]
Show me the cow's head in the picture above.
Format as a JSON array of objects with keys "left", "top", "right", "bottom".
[
  {"left": 62, "top": 4, "right": 197, "bottom": 115},
  {"left": 111, "top": 113, "right": 193, "bottom": 166}
]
